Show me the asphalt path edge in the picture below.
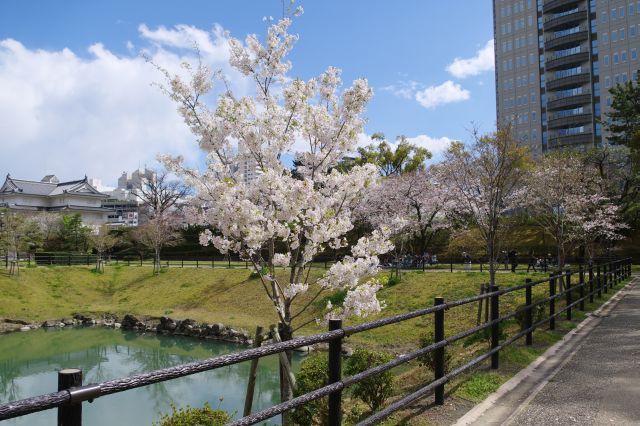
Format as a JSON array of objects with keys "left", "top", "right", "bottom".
[{"left": 453, "top": 276, "right": 639, "bottom": 426}]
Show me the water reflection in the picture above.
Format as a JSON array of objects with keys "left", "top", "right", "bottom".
[{"left": 0, "top": 327, "right": 299, "bottom": 425}]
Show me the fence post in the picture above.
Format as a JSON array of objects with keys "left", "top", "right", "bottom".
[
  {"left": 603, "top": 264, "right": 608, "bottom": 294},
  {"left": 525, "top": 279, "right": 533, "bottom": 346},
  {"left": 181, "top": 259, "right": 184, "bottom": 268},
  {"left": 549, "top": 274, "right": 556, "bottom": 331},
  {"left": 490, "top": 285, "right": 499, "bottom": 369},
  {"left": 589, "top": 265, "right": 594, "bottom": 303},
  {"left": 212, "top": 257, "right": 215, "bottom": 269},
  {"left": 578, "top": 266, "right": 585, "bottom": 311},
  {"left": 450, "top": 259, "right": 453, "bottom": 273},
  {"left": 58, "top": 368, "right": 82, "bottom": 426},
  {"left": 434, "top": 297, "right": 445, "bottom": 405},
  {"left": 68, "top": 255, "right": 71, "bottom": 266},
  {"left": 228, "top": 256, "right": 231, "bottom": 269},
  {"left": 565, "top": 270, "right": 572, "bottom": 321},
  {"left": 196, "top": 259, "right": 199, "bottom": 269},
  {"left": 328, "top": 319, "right": 343, "bottom": 426},
  {"left": 87, "top": 255, "right": 90, "bottom": 266},
  {"left": 243, "top": 326, "right": 264, "bottom": 417},
  {"left": 596, "top": 265, "right": 602, "bottom": 298}
]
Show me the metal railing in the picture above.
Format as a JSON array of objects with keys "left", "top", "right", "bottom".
[
  {"left": 3, "top": 253, "right": 618, "bottom": 274},
  {"left": 0, "top": 258, "right": 633, "bottom": 425}
]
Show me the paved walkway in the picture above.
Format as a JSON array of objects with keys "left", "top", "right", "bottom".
[{"left": 507, "top": 279, "right": 640, "bottom": 425}]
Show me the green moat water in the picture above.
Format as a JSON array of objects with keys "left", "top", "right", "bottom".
[{"left": 0, "top": 327, "right": 300, "bottom": 425}]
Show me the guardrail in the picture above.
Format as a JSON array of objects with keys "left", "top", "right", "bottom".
[{"left": 0, "top": 258, "right": 632, "bottom": 425}]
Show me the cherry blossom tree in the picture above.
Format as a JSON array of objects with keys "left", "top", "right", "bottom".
[
  {"left": 357, "top": 168, "right": 449, "bottom": 276},
  {"left": 440, "top": 127, "right": 531, "bottom": 287},
  {"left": 521, "top": 152, "right": 626, "bottom": 272},
  {"left": 155, "top": 12, "right": 394, "bottom": 406}
]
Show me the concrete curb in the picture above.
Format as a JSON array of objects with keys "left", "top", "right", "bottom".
[{"left": 453, "top": 276, "right": 638, "bottom": 426}]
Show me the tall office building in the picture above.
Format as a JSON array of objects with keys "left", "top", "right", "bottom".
[{"left": 494, "top": 0, "right": 640, "bottom": 155}]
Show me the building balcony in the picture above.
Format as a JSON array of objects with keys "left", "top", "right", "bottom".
[
  {"left": 547, "top": 112, "right": 593, "bottom": 129},
  {"left": 543, "top": 0, "right": 583, "bottom": 14},
  {"left": 545, "top": 30, "right": 589, "bottom": 50},
  {"left": 548, "top": 132, "right": 594, "bottom": 148},
  {"left": 546, "top": 72, "right": 590, "bottom": 91},
  {"left": 546, "top": 93, "right": 592, "bottom": 110},
  {"left": 545, "top": 51, "right": 590, "bottom": 71},
  {"left": 544, "top": 9, "right": 588, "bottom": 31}
]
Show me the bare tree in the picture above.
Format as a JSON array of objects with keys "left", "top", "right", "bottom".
[
  {"left": 132, "top": 217, "right": 183, "bottom": 274},
  {"left": 89, "top": 225, "right": 119, "bottom": 272},
  {"left": 0, "top": 210, "right": 43, "bottom": 275},
  {"left": 135, "top": 170, "right": 190, "bottom": 221}
]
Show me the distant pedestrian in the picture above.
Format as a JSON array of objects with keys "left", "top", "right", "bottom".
[
  {"left": 508, "top": 249, "right": 518, "bottom": 273},
  {"left": 527, "top": 250, "right": 537, "bottom": 273},
  {"left": 463, "top": 251, "right": 471, "bottom": 271}
]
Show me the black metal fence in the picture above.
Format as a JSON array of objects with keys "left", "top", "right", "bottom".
[
  {"left": 0, "top": 258, "right": 632, "bottom": 425},
  {"left": 2, "top": 253, "right": 614, "bottom": 273}
]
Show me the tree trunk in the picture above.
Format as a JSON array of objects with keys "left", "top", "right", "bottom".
[
  {"left": 278, "top": 322, "right": 294, "bottom": 426},
  {"left": 154, "top": 249, "right": 161, "bottom": 275}
]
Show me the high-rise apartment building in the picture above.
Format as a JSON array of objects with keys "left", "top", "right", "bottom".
[{"left": 494, "top": 0, "right": 640, "bottom": 154}]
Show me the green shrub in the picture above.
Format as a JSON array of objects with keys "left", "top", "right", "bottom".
[
  {"left": 386, "top": 275, "right": 401, "bottom": 287},
  {"left": 514, "top": 296, "right": 547, "bottom": 332},
  {"left": 418, "top": 331, "right": 452, "bottom": 373},
  {"left": 316, "top": 289, "right": 348, "bottom": 309},
  {"left": 154, "top": 402, "right": 231, "bottom": 426},
  {"left": 290, "top": 354, "right": 329, "bottom": 425},
  {"left": 249, "top": 266, "right": 270, "bottom": 279},
  {"left": 345, "top": 349, "right": 394, "bottom": 411}
]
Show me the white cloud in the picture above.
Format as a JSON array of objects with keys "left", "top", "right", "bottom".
[
  {"left": 405, "top": 134, "right": 453, "bottom": 156},
  {"left": 414, "top": 80, "right": 470, "bottom": 109},
  {"left": 446, "top": 39, "right": 495, "bottom": 79},
  {"left": 380, "top": 80, "right": 422, "bottom": 100},
  {"left": 353, "top": 133, "right": 453, "bottom": 158},
  {"left": 0, "top": 24, "right": 250, "bottom": 186}
]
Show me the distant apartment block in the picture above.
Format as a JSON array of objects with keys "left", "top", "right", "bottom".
[
  {"left": 494, "top": 0, "right": 640, "bottom": 154},
  {"left": 0, "top": 174, "right": 112, "bottom": 225}
]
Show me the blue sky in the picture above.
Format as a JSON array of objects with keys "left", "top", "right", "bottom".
[{"left": 0, "top": 0, "right": 495, "bottom": 186}]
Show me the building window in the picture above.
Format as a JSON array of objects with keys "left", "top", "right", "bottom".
[
  {"left": 622, "top": 51, "right": 627, "bottom": 62},
  {"left": 612, "top": 30, "right": 618, "bottom": 42},
  {"left": 632, "top": 49, "right": 638, "bottom": 60},
  {"left": 619, "top": 6, "right": 625, "bottom": 18},
  {"left": 623, "top": 73, "right": 628, "bottom": 83},
  {"left": 614, "top": 53, "right": 619, "bottom": 64},
  {"left": 605, "top": 76, "right": 611, "bottom": 88},
  {"left": 594, "top": 82, "right": 600, "bottom": 97},
  {"left": 604, "top": 55, "right": 610, "bottom": 65},
  {"left": 612, "top": 8, "right": 617, "bottom": 20},
  {"left": 631, "top": 3, "right": 635, "bottom": 16},
  {"left": 631, "top": 26, "right": 637, "bottom": 37},
  {"left": 620, "top": 29, "right": 626, "bottom": 41}
]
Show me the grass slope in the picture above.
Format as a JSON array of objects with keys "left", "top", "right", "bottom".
[{"left": 0, "top": 264, "right": 629, "bottom": 424}]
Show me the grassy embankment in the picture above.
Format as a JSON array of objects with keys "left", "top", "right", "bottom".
[{"left": 0, "top": 264, "right": 631, "bottom": 424}]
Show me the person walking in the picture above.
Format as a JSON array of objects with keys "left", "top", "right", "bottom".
[{"left": 508, "top": 249, "right": 518, "bottom": 273}]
